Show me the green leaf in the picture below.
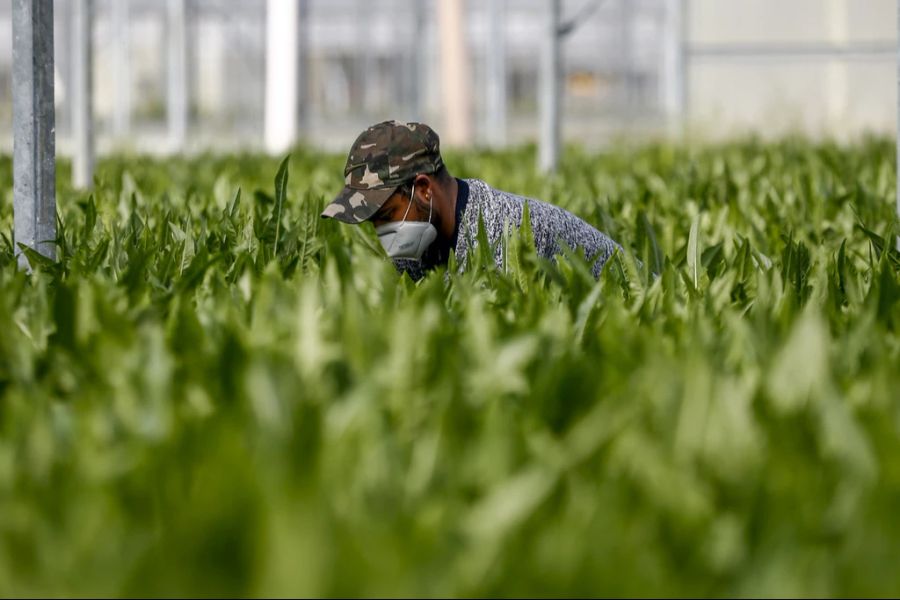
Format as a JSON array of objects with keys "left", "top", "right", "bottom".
[
  {"left": 687, "top": 215, "right": 701, "bottom": 290},
  {"left": 273, "top": 155, "right": 291, "bottom": 257},
  {"left": 16, "top": 242, "right": 59, "bottom": 274}
]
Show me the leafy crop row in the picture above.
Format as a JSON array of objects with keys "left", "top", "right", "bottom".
[{"left": 0, "top": 138, "right": 898, "bottom": 596}]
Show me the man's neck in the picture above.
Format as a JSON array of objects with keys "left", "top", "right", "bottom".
[{"left": 438, "top": 176, "right": 459, "bottom": 242}]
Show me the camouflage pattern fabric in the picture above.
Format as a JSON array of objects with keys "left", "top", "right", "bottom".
[{"left": 322, "top": 120, "right": 444, "bottom": 224}]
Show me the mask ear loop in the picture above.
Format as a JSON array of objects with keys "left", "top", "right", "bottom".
[
  {"left": 396, "top": 180, "right": 432, "bottom": 229},
  {"left": 398, "top": 183, "right": 415, "bottom": 225}
]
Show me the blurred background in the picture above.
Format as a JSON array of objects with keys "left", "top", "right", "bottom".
[{"left": 0, "top": 0, "right": 896, "bottom": 157}]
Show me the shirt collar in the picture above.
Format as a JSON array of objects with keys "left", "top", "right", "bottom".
[{"left": 450, "top": 178, "right": 469, "bottom": 249}]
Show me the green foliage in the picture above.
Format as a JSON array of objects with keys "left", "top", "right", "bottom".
[{"left": 0, "top": 138, "right": 899, "bottom": 597}]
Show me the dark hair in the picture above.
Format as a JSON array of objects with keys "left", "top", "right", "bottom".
[
  {"left": 396, "top": 181, "right": 415, "bottom": 200},
  {"left": 434, "top": 163, "right": 453, "bottom": 182}
]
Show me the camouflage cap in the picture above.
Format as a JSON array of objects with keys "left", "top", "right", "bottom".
[{"left": 321, "top": 120, "right": 444, "bottom": 224}]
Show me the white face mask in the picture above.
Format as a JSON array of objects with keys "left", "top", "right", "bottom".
[{"left": 375, "top": 187, "right": 438, "bottom": 261}]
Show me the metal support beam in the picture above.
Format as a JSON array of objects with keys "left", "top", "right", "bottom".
[
  {"left": 71, "top": 0, "right": 94, "bottom": 189},
  {"left": 410, "top": 0, "right": 428, "bottom": 121},
  {"left": 297, "top": 0, "right": 309, "bottom": 137},
  {"left": 825, "top": 0, "right": 849, "bottom": 130},
  {"left": 13, "top": 0, "right": 56, "bottom": 270},
  {"left": 619, "top": 0, "right": 634, "bottom": 114},
  {"left": 539, "top": 0, "right": 562, "bottom": 173},
  {"left": 485, "top": 0, "right": 507, "bottom": 147},
  {"left": 112, "top": 0, "right": 131, "bottom": 139},
  {"left": 357, "top": 4, "right": 378, "bottom": 115},
  {"left": 660, "top": 0, "right": 685, "bottom": 136},
  {"left": 689, "top": 41, "right": 895, "bottom": 60},
  {"left": 438, "top": 0, "right": 472, "bottom": 146},
  {"left": 265, "top": 0, "right": 299, "bottom": 154},
  {"left": 167, "top": 0, "right": 188, "bottom": 152}
]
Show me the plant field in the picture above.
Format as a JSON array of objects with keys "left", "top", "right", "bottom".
[{"left": 1, "top": 139, "right": 899, "bottom": 596}]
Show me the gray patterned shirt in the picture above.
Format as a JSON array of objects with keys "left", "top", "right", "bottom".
[{"left": 393, "top": 178, "right": 621, "bottom": 281}]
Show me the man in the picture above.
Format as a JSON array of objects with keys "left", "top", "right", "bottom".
[{"left": 321, "top": 120, "right": 621, "bottom": 281}]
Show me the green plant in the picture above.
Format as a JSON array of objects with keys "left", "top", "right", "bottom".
[{"left": 0, "top": 138, "right": 898, "bottom": 596}]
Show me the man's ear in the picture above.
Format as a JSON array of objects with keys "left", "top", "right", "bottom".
[{"left": 412, "top": 174, "right": 433, "bottom": 205}]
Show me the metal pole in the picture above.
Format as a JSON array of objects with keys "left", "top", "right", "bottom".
[
  {"left": 297, "top": 0, "right": 309, "bottom": 139},
  {"left": 825, "top": 0, "right": 848, "bottom": 132},
  {"left": 485, "top": 0, "right": 507, "bottom": 147},
  {"left": 682, "top": 0, "right": 689, "bottom": 129},
  {"left": 539, "top": 0, "right": 562, "bottom": 173},
  {"left": 660, "top": 0, "right": 685, "bottom": 136},
  {"left": 265, "top": 0, "right": 299, "bottom": 154},
  {"left": 358, "top": 4, "right": 377, "bottom": 116},
  {"left": 619, "top": 0, "right": 634, "bottom": 115},
  {"left": 13, "top": 0, "right": 56, "bottom": 270},
  {"left": 411, "top": 0, "right": 428, "bottom": 121},
  {"left": 112, "top": 0, "right": 131, "bottom": 140},
  {"left": 897, "top": 0, "right": 900, "bottom": 250},
  {"left": 438, "top": 0, "right": 473, "bottom": 146},
  {"left": 71, "top": 0, "right": 94, "bottom": 189},
  {"left": 167, "top": 0, "right": 188, "bottom": 152}
]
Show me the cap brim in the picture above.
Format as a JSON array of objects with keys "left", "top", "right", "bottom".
[{"left": 320, "top": 186, "right": 395, "bottom": 224}]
